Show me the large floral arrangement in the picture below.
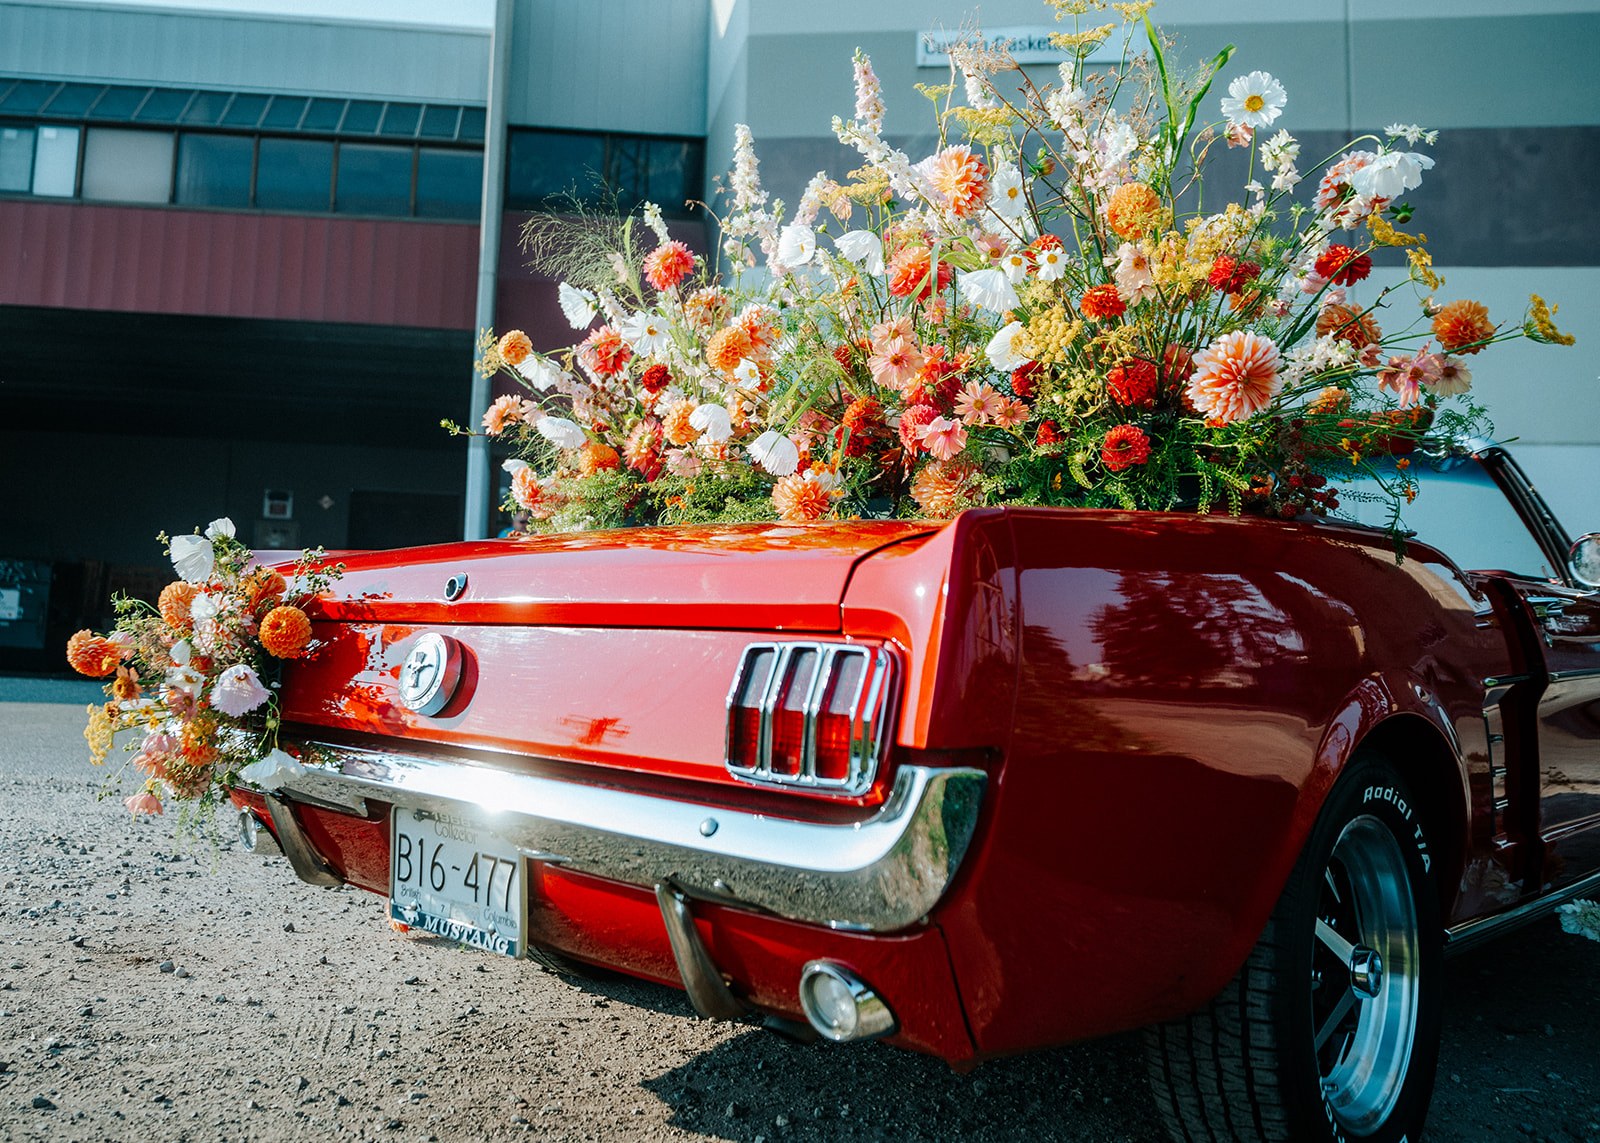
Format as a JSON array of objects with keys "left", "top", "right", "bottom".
[
  {"left": 67, "top": 519, "right": 342, "bottom": 818},
  {"left": 471, "top": 0, "right": 1572, "bottom": 535}
]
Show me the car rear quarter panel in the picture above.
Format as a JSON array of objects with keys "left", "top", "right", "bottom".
[{"left": 905, "top": 509, "right": 1511, "bottom": 1058}]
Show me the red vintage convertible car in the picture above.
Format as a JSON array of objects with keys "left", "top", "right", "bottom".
[{"left": 233, "top": 439, "right": 1600, "bottom": 1143}]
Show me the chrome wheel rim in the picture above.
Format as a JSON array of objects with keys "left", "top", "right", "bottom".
[{"left": 1311, "top": 815, "right": 1420, "bottom": 1135}]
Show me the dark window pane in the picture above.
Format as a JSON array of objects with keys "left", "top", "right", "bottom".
[
  {"left": 301, "top": 98, "right": 345, "bottom": 132},
  {"left": 335, "top": 142, "right": 411, "bottom": 215},
  {"left": 261, "top": 95, "right": 307, "bottom": 130},
  {"left": 220, "top": 93, "right": 268, "bottom": 127},
  {"left": 256, "top": 137, "right": 332, "bottom": 211},
  {"left": 0, "top": 80, "right": 57, "bottom": 113},
  {"left": 135, "top": 88, "right": 193, "bottom": 122},
  {"left": 416, "top": 147, "right": 481, "bottom": 219},
  {"left": 41, "top": 83, "right": 103, "bottom": 117},
  {"left": 506, "top": 129, "right": 605, "bottom": 210},
  {"left": 379, "top": 103, "right": 420, "bottom": 137},
  {"left": 88, "top": 85, "right": 149, "bottom": 119},
  {"left": 341, "top": 100, "right": 382, "bottom": 134},
  {"left": 646, "top": 138, "right": 702, "bottom": 216},
  {"left": 175, "top": 133, "right": 253, "bottom": 207},
  {"left": 0, "top": 125, "right": 34, "bottom": 192},
  {"left": 181, "top": 91, "right": 232, "bottom": 124},
  {"left": 458, "top": 107, "right": 485, "bottom": 141},
  {"left": 419, "top": 105, "right": 459, "bottom": 138}
]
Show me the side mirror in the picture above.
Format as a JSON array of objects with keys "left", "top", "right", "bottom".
[{"left": 1571, "top": 534, "right": 1600, "bottom": 589}]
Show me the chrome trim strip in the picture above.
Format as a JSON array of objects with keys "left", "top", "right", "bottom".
[
  {"left": 275, "top": 740, "right": 987, "bottom": 932},
  {"left": 1549, "top": 668, "right": 1600, "bottom": 682},
  {"left": 1444, "top": 867, "right": 1600, "bottom": 956}
]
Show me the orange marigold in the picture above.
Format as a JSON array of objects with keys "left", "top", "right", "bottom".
[
  {"left": 771, "top": 474, "right": 831, "bottom": 522},
  {"left": 911, "top": 461, "right": 978, "bottom": 518},
  {"left": 66, "top": 630, "right": 120, "bottom": 677},
  {"left": 1105, "top": 182, "right": 1163, "bottom": 239},
  {"left": 259, "top": 605, "right": 312, "bottom": 659},
  {"left": 706, "top": 325, "right": 754, "bottom": 375},
  {"left": 158, "top": 580, "right": 199, "bottom": 629},
  {"left": 579, "top": 440, "right": 621, "bottom": 476},
  {"left": 1432, "top": 299, "right": 1494, "bottom": 355},
  {"left": 496, "top": 330, "right": 533, "bottom": 367},
  {"left": 1316, "top": 303, "right": 1383, "bottom": 348}
]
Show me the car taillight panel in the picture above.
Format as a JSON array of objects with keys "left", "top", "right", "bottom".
[{"left": 724, "top": 641, "right": 896, "bottom": 797}]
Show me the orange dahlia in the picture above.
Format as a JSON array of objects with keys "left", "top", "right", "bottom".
[
  {"left": 1105, "top": 182, "right": 1163, "bottom": 239},
  {"left": 496, "top": 330, "right": 533, "bottom": 367},
  {"left": 663, "top": 400, "right": 700, "bottom": 447},
  {"left": 639, "top": 363, "right": 671, "bottom": 394},
  {"left": 1079, "top": 284, "right": 1126, "bottom": 322},
  {"left": 1314, "top": 244, "right": 1372, "bottom": 286},
  {"left": 66, "top": 630, "right": 120, "bottom": 677},
  {"left": 624, "top": 421, "right": 663, "bottom": 479},
  {"left": 771, "top": 474, "right": 831, "bottom": 522},
  {"left": 706, "top": 325, "right": 754, "bottom": 375},
  {"left": 737, "top": 305, "right": 782, "bottom": 361},
  {"left": 1432, "top": 299, "right": 1494, "bottom": 355},
  {"left": 579, "top": 440, "right": 621, "bottom": 475},
  {"left": 911, "top": 461, "right": 978, "bottom": 518},
  {"left": 1185, "top": 331, "right": 1282, "bottom": 424},
  {"left": 1316, "top": 302, "right": 1383, "bottom": 348},
  {"left": 242, "top": 566, "right": 288, "bottom": 610},
  {"left": 577, "top": 325, "right": 632, "bottom": 378},
  {"left": 643, "top": 240, "right": 696, "bottom": 291},
  {"left": 259, "top": 605, "right": 312, "bottom": 659},
  {"left": 887, "top": 246, "right": 953, "bottom": 301},
  {"left": 1101, "top": 424, "right": 1152, "bottom": 472},
  {"left": 511, "top": 467, "right": 554, "bottom": 519},
  {"left": 158, "top": 580, "right": 199, "bottom": 630},
  {"left": 481, "top": 393, "right": 525, "bottom": 436},
  {"left": 926, "top": 145, "right": 990, "bottom": 218}
]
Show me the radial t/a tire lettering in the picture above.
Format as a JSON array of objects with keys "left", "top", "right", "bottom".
[{"left": 1143, "top": 753, "right": 1443, "bottom": 1143}]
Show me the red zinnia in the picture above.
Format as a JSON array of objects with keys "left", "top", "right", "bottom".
[
  {"left": 1106, "top": 359, "right": 1159, "bottom": 408},
  {"left": 1035, "top": 420, "right": 1062, "bottom": 446},
  {"left": 1314, "top": 244, "right": 1372, "bottom": 286},
  {"left": 1101, "top": 424, "right": 1152, "bottom": 472},
  {"left": 1207, "top": 255, "right": 1262, "bottom": 293},
  {"left": 1010, "top": 361, "right": 1043, "bottom": 399},
  {"left": 639, "top": 363, "right": 671, "bottom": 394},
  {"left": 1079, "top": 284, "right": 1126, "bottom": 322}
]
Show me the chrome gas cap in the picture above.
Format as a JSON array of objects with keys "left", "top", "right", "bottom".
[{"left": 398, "top": 632, "right": 463, "bottom": 716}]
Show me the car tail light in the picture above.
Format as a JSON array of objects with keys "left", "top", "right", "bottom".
[{"left": 724, "top": 642, "right": 896, "bottom": 797}]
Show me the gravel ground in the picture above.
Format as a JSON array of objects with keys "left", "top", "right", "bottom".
[{"left": 1, "top": 690, "right": 1598, "bottom": 1143}]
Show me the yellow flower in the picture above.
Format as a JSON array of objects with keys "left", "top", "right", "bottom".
[
  {"left": 1525, "top": 294, "right": 1576, "bottom": 346},
  {"left": 1016, "top": 307, "right": 1084, "bottom": 365},
  {"left": 1367, "top": 213, "right": 1425, "bottom": 248},
  {"left": 1406, "top": 248, "right": 1442, "bottom": 290},
  {"left": 84, "top": 701, "right": 116, "bottom": 766},
  {"left": 1111, "top": 2, "right": 1155, "bottom": 21},
  {"left": 1050, "top": 24, "right": 1117, "bottom": 54}
]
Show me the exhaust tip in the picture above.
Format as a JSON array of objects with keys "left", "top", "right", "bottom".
[
  {"left": 238, "top": 809, "right": 282, "bottom": 856},
  {"left": 798, "top": 961, "right": 896, "bottom": 1042}
]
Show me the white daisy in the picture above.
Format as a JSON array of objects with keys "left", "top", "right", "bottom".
[
  {"left": 958, "top": 268, "right": 1019, "bottom": 314},
  {"left": 1348, "top": 150, "right": 1434, "bottom": 199},
  {"left": 619, "top": 311, "right": 670, "bottom": 356},
  {"left": 989, "top": 162, "right": 1027, "bottom": 219},
  {"left": 1220, "top": 71, "right": 1287, "bottom": 130},
  {"left": 515, "top": 354, "right": 564, "bottom": 392}
]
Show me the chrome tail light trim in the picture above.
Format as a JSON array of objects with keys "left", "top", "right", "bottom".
[{"left": 724, "top": 641, "right": 897, "bottom": 797}]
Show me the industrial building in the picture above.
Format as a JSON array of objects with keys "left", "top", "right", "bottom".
[{"left": 1, "top": 0, "right": 1596, "bottom": 668}]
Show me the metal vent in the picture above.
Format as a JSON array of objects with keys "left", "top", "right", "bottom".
[{"left": 724, "top": 642, "right": 896, "bottom": 797}]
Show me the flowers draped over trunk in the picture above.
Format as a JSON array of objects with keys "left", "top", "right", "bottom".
[
  {"left": 68, "top": 519, "right": 342, "bottom": 819},
  {"left": 465, "top": 0, "right": 1571, "bottom": 533}
]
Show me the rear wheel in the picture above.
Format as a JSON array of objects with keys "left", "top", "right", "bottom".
[{"left": 1144, "top": 755, "right": 1442, "bottom": 1142}]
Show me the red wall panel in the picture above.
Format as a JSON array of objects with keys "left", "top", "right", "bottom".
[{"left": 0, "top": 200, "right": 479, "bottom": 329}]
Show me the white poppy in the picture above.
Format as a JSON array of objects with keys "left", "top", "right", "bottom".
[
  {"left": 986, "top": 321, "right": 1030, "bottom": 372},
  {"left": 169, "top": 534, "right": 215, "bottom": 583},
  {"left": 833, "top": 230, "right": 885, "bottom": 275},
  {"left": 688, "top": 403, "right": 734, "bottom": 443},
  {"left": 1220, "top": 71, "right": 1287, "bottom": 130},
  {"left": 557, "top": 282, "right": 598, "bottom": 329},
  {"left": 990, "top": 162, "right": 1027, "bottom": 219},
  {"left": 777, "top": 223, "right": 816, "bottom": 266},
  {"left": 619, "top": 311, "right": 671, "bottom": 355},
  {"left": 204, "top": 517, "right": 235, "bottom": 541},
  {"left": 1348, "top": 151, "right": 1434, "bottom": 200},
  {"left": 239, "top": 748, "right": 306, "bottom": 792},
  {"left": 535, "top": 416, "right": 587, "bottom": 449},
  {"left": 501, "top": 458, "right": 530, "bottom": 476},
  {"left": 515, "top": 354, "right": 564, "bottom": 392},
  {"left": 748, "top": 430, "right": 801, "bottom": 476},
  {"left": 958, "top": 268, "right": 1019, "bottom": 314}
]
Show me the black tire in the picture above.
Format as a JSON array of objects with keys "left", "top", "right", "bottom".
[{"left": 1144, "top": 753, "right": 1442, "bottom": 1142}]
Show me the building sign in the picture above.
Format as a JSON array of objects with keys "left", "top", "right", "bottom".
[{"left": 916, "top": 26, "right": 1128, "bottom": 68}]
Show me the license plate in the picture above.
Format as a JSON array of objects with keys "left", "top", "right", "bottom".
[{"left": 389, "top": 806, "right": 525, "bottom": 958}]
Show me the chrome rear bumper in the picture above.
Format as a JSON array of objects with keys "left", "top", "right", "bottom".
[{"left": 273, "top": 740, "right": 986, "bottom": 932}]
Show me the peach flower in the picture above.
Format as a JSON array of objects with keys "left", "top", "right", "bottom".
[{"left": 1185, "top": 331, "right": 1282, "bottom": 423}]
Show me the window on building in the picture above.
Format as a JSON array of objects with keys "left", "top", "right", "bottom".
[
  {"left": 31, "top": 125, "right": 78, "bottom": 195},
  {"left": 81, "top": 128, "right": 173, "bottom": 203},
  {"left": 256, "top": 137, "right": 333, "bottom": 211},
  {"left": 0, "top": 125, "right": 34, "bottom": 192},
  {"left": 336, "top": 142, "right": 412, "bottom": 215},
  {"left": 176, "top": 132, "right": 253, "bottom": 207},
  {"left": 416, "top": 147, "right": 482, "bottom": 219},
  {"left": 505, "top": 128, "right": 703, "bottom": 217}
]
